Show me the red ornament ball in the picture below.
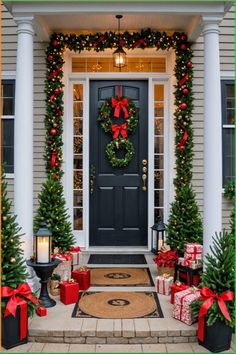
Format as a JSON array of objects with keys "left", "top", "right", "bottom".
[
  {"left": 180, "top": 43, "right": 187, "bottom": 50},
  {"left": 187, "top": 61, "right": 193, "bottom": 68},
  {"left": 56, "top": 110, "right": 62, "bottom": 117},
  {"left": 157, "top": 41, "right": 161, "bottom": 46},
  {"left": 50, "top": 128, "right": 57, "bottom": 136},
  {"left": 52, "top": 40, "right": 59, "bottom": 47},
  {"left": 180, "top": 102, "right": 187, "bottom": 110},
  {"left": 54, "top": 87, "right": 61, "bottom": 94},
  {"left": 55, "top": 162, "right": 60, "bottom": 167},
  {"left": 47, "top": 55, "right": 53, "bottom": 61},
  {"left": 47, "top": 140, "right": 52, "bottom": 145},
  {"left": 180, "top": 34, "right": 187, "bottom": 41},
  {"left": 182, "top": 88, "right": 189, "bottom": 96}
]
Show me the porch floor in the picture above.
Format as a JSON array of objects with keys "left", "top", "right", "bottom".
[{"left": 3, "top": 253, "right": 234, "bottom": 353}]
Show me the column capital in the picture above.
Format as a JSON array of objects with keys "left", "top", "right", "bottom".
[
  {"left": 14, "top": 16, "right": 34, "bottom": 36},
  {"left": 201, "top": 16, "right": 223, "bottom": 35}
]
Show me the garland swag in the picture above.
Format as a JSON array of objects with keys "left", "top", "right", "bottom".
[{"left": 44, "top": 29, "right": 202, "bottom": 251}]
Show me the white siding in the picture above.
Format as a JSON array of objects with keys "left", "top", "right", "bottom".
[{"left": 1, "top": 4, "right": 234, "bottom": 229}]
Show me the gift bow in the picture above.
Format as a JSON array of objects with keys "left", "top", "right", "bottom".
[
  {"left": 1, "top": 282, "right": 39, "bottom": 318},
  {"left": 198, "top": 286, "right": 234, "bottom": 342},
  {"left": 69, "top": 246, "right": 81, "bottom": 252},
  {"left": 184, "top": 256, "right": 192, "bottom": 267},
  {"left": 162, "top": 273, "right": 171, "bottom": 279},
  {"left": 52, "top": 253, "right": 72, "bottom": 261},
  {"left": 112, "top": 123, "right": 127, "bottom": 139},
  {"left": 78, "top": 266, "right": 88, "bottom": 272},
  {"left": 111, "top": 97, "right": 129, "bottom": 118}
]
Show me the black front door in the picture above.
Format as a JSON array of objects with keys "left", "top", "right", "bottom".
[{"left": 90, "top": 80, "right": 148, "bottom": 246}]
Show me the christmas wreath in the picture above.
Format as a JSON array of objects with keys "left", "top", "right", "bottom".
[
  {"left": 106, "top": 138, "right": 135, "bottom": 168},
  {"left": 98, "top": 96, "right": 138, "bottom": 136}
]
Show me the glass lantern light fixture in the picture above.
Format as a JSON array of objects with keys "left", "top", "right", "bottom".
[
  {"left": 151, "top": 216, "right": 165, "bottom": 254},
  {"left": 113, "top": 15, "right": 127, "bottom": 70},
  {"left": 34, "top": 221, "right": 52, "bottom": 264}
]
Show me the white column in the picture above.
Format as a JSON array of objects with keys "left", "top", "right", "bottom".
[
  {"left": 14, "top": 17, "right": 34, "bottom": 259},
  {"left": 202, "top": 17, "right": 222, "bottom": 258}
]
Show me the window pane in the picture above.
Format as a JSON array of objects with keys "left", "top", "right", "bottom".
[
  {"left": 74, "top": 191, "right": 83, "bottom": 207},
  {"left": 226, "top": 84, "right": 234, "bottom": 98},
  {"left": 73, "top": 102, "right": 83, "bottom": 117},
  {"left": 223, "top": 128, "right": 234, "bottom": 184},
  {"left": 154, "top": 208, "right": 164, "bottom": 221},
  {"left": 1, "top": 80, "right": 15, "bottom": 116},
  {"left": 154, "top": 171, "right": 164, "bottom": 189},
  {"left": 74, "top": 137, "right": 83, "bottom": 154},
  {"left": 154, "top": 155, "right": 164, "bottom": 169},
  {"left": 74, "top": 171, "right": 83, "bottom": 189},
  {"left": 74, "top": 118, "right": 83, "bottom": 135},
  {"left": 73, "top": 84, "right": 83, "bottom": 101},
  {"left": 154, "top": 190, "right": 164, "bottom": 207},
  {"left": 74, "top": 155, "right": 83, "bottom": 169},
  {"left": 74, "top": 208, "right": 83, "bottom": 230},
  {"left": 154, "top": 102, "right": 164, "bottom": 117},
  {"left": 1, "top": 119, "right": 14, "bottom": 173},
  {"left": 154, "top": 137, "right": 164, "bottom": 154},
  {"left": 155, "top": 118, "right": 164, "bottom": 135},
  {"left": 226, "top": 109, "right": 235, "bottom": 125}
]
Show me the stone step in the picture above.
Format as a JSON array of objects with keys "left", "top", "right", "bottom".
[{"left": 28, "top": 317, "right": 198, "bottom": 344}]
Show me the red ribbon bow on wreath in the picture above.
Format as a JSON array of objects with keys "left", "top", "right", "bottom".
[
  {"left": 1, "top": 282, "right": 39, "bottom": 340},
  {"left": 198, "top": 286, "right": 234, "bottom": 342},
  {"left": 112, "top": 123, "right": 127, "bottom": 139}
]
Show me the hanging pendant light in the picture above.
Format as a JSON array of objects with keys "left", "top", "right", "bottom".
[{"left": 113, "top": 15, "right": 127, "bottom": 70}]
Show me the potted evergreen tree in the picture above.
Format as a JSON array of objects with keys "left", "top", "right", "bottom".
[
  {"left": 191, "top": 231, "right": 234, "bottom": 352},
  {"left": 1, "top": 169, "right": 39, "bottom": 349}
]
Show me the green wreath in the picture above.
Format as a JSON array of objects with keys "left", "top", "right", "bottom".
[
  {"left": 98, "top": 96, "right": 138, "bottom": 135},
  {"left": 106, "top": 138, "right": 135, "bottom": 168}
]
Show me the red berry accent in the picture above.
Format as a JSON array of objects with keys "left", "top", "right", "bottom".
[
  {"left": 182, "top": 88, "right": 189, "bottom": 96},
  {"left": 180, "top": 103, "right": 187, "bottom": 110},
  {"left": 54, "top": 175, "right": 59, "bottom": 181},
  {"left": 47, "top": 140, "right": 52, "bottom": 145},
  {"left": 47, "top": 55, "right": 53, "bottom": 61},
  {"left": 157, "top": 41, "right": 161, "bottom": 46},
  {"left": 55, "top": 162, "right": 60, "bottom": 167},
  {"left": 180, "top": 34, "right": 187, "bottom": 41},
  {"left": 54, "top": 87, "right": 61, "bottom": 94},
  {"left": 180, "top": 43, "right": 187, "bottom": 50},
  {"left": 187, "top": 61, "right": 193, "bottom": 68},
  {"left": 50, "top": 128, "right": 57, "bottom": 136}
]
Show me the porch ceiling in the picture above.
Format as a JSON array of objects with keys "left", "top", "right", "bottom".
[{"left": 4, "top": 1, "right": 232, "bottom": 42}]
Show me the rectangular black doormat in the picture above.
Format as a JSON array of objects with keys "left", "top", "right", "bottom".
[
  {"left": 88, "top": 254, "right": 147, "bottom": 264},
  {"left": 72, "top": 291, "right": 163, "bottom": 319}
]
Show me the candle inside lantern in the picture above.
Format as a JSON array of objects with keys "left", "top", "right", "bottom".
[
  {"left": 158, "top": 239, "right": 164, "bottom": 251},
  {"left": 37, "top": 236, "right": 50, "bottom": 263}
]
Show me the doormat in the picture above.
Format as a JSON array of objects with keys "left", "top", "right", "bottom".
[
  {"left": 90, "top": 267, "right": 154, "bottom": 287},
  {"left": 72, "top": 291, "right": 163, "bottom": 319},
  {"left": 88, "top": 254, "right": 147, "bottom": 264}
]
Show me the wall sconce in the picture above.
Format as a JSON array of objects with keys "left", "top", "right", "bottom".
[{"left": 113, "top": 15, "right": 127, "bottom": 70}]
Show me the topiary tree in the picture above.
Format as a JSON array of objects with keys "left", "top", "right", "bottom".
[
  {"left": 191, "top": 231, "right": 234, "bottom": 327},
  {"left": 34, "top": 175, "right": 75, "bottom": 252},
  {"left": 1, "top": 168, "right": 37, "bottom": 316}
]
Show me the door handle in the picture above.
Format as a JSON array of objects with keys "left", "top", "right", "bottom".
[
  {"left": 142, "top": 174, "right": 147, "bottom": 192},
  {"left": 90, "top": 164, "right": 96, "bottom": 194}
]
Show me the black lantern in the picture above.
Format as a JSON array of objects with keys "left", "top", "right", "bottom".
[
  {"left": 151, "top": 216, "right": 165, "bottom": 254},
  {"left": 113, "top": 15, "right": 127, "bottom": 70},
  {"left": 34, "top": 221, "right": 52, "bottom": 264}
]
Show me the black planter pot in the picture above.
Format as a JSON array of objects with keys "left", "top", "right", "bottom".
[
  {"left": 2, "top": 306, "right": 28, "bottom": 349},
  {"left": 198, "top": 318, "right": 233, "bottom": 353}
]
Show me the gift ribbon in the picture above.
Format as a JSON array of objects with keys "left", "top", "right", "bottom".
[
  {"left": 178, "top": 73, "right": 189, "bottom": 87},
  {"left": 1, "top": 282, "right": 39, "bottom": 340},
  {"left": 178, "top": 130, "right": 188, "bottom": 151},
  {"left": 51, "top": 253, "right": 72, "bottom": 261},
  {"left": 69, "top": 246, "right": 81, "bottom": 252},
  {"left": 185, "top": 244, "right": 202, "bottom": 260},
  {"left": 50, "top": 149, "right": 57, "bottom": 168},
  {"left": 112, "top": 123, "right": 127, "bottom": 139},
  {"left": 179, "top": 289, "right": 196, "bottom": 321},
  {"left": 111, "top": 86, "right": 129, "bottom": 118},
  {"left": 184, "top": 257, "right": 192, "bottom": 267},
  {"left": 198, "top": 287, "right": 234, "bottom": 342}
]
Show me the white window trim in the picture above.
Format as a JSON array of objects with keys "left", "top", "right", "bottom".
[
  {"left": 1, "top": 72, "right": 16, "bottom": 179},
  {"left": 221, "top": 74, "right": 235, "bottom": 192},
  {"left": 63, "top": 50, "right": 175, "bottom": 250}
]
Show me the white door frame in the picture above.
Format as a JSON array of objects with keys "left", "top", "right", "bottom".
[{"left": 63, "top": 50, "right": 175, "bottom": 251}]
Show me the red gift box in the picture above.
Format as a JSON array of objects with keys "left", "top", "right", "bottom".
[
  {"left": 173, "top": 288, "right": 200, "bottom": 325},
  {"left": 179, "top": 270, "right": 201, "bottom": 287},
  {"left": 60, "top": 280, "right": 79, "bottom": 305},
  {"left": 170, "top": 281, "right": 190, "bottom": 304},
  {"left": 36, "top": 306, "right": 47, "bottom": 316},
  {"left": 72, "top": 267, "right": 90, "bottom": 291}
]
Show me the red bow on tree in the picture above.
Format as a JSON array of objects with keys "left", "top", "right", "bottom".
[
  {"left": 198, "top": 286, "right": 234, "bottom": 342},
  {"left": 112, "top": 123, "right": 127, "bottom": 139},
  {"left": 1, "top": 282, "right": 39, "bottom": 340},
  {"left": 111, "top": 98, "right": 129, "bottom": 118}
]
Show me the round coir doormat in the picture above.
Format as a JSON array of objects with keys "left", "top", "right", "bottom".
[{"left": 75, "top": 291, "right": 162, "bottom": 319}]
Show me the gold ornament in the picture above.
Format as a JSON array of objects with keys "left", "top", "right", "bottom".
[
  {"left": 2, "top": 216, "right": 7, "bottom": 221},
  {"left": 10, "top": 257, "right": 16, "bottom": 263}
]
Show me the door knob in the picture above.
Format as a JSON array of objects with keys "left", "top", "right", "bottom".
[
  {"left": 142, "top": 159, "right": 148, "bottom": 166},
  {"left": 142, "top": 174, "right": 147, "bottom": 191}
]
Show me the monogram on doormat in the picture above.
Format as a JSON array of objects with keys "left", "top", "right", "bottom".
[
  {"left": 90, "top": 267, "right": 154, "bottom": 286},
  {"left": 72, "top": 291, "right": 163, "bottom": 319}
]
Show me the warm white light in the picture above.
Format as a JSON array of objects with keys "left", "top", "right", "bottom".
[{"left": 37, "top": 236, "right": 50, "bottom": 263}]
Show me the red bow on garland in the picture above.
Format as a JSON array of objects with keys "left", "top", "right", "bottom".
[
  {"left": 1, "top": 282, "right": 39, "bottom": 340},
  {"left": 50, "top": 149, "right": 57, "bottom": 168},
  {"left": 178, "top": 130, "right": 188, "bottom": 151},
  {"left": 112, "top": 123, "right": 127, "bottom": 139},
  {"left": 198, "top": 286, "right": 234, "bottom": 342},
  {"left": 111, "top": 97, "right": 129, "bottom": 119}
]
